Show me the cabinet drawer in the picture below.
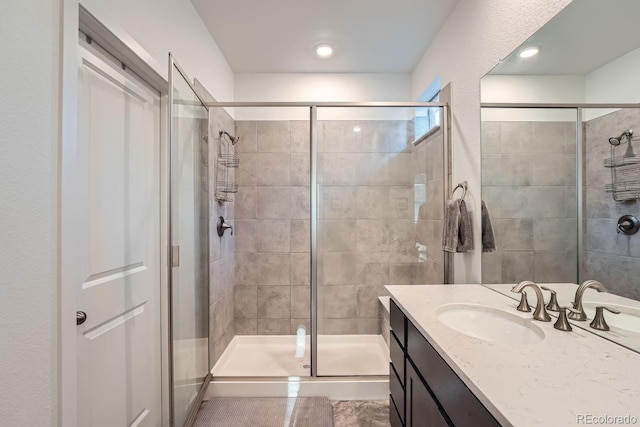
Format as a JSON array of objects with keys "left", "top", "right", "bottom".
[
  {"left": 407, "top": 322, "right": 500, "bottom": 427},
  {"left": 389, "top": 363, "right": 405, "bottom": 424},
  {"left": 390, "top": 332, "right": 405, "bottom": 386},
  {"left": 406, "top": 361, "right": 449, "bottom": 427},
  {"left": 390, "top": 299, "right": 406, "bottom": 348},
  {"left": 389, "top": 393, "right": 403, "bottom": 427}
]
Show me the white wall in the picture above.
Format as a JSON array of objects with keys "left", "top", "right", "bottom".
[
  {"left": 0, "top": 1, "right": 60, "bottom": 425},
  {"left": 234, "top": 73, "right": 412, "bottom": 120},
  {"left": 411, "top": 0, "right": 573, "bottom": 284},
  {"left": 585, "top": 46, "right": 640, "bottom": 120},
  {"left": 81, "top": 0, "right": 234, "bottom": 103},
  {"left": 481, "top": 75, "right": 585, "bottom": 121}
]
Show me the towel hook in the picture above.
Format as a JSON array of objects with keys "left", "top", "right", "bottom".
[{"left": 451, "top": 181, "right": 468, "bottom": 199}]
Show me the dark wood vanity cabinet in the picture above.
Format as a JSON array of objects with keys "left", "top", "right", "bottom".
[
  {"left": 389, "top": 299, "right": 501, "bottom": 427},
  {"left": 405, "top": 360, "right": 449, "bottom": 427}
]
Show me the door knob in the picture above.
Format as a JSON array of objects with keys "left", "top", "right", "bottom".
[{"left": 76, "top": 311, "right": 87, "bottom": 326}]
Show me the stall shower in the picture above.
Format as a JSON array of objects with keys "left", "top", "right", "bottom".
[
  {"left": 205, "top": 103, "right": 449, "bottom": 379},
  {"left": 168, "top": 58, "right": 450, "bottom": 422}
]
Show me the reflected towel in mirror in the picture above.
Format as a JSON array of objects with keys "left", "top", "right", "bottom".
[{"left": 481, "top": 200, "right": 496, "bottom": 253}]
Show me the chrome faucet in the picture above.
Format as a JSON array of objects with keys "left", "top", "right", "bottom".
[
  {"left": 568, "top": 280, "right": 608, "bottom": 321},
  {"left": 511, "top": 281, "right": 551, "bottom": 322}
]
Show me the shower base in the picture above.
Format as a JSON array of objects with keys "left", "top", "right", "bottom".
[
  {"left": 212, "top": 334, "right": 389, "bottom": 377},
  {"left": 208, "top": 334, "right": 389, "bottom": 400}
]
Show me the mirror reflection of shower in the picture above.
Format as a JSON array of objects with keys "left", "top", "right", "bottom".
[{"left": 609, "top": 129, "right": 636, "bottom": 158}]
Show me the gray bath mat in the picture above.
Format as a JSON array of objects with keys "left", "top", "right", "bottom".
[{"left": 194, "top": 397, "right": 334, "bottom": 427}]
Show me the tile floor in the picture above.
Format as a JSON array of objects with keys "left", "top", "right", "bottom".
[{"left": 332, "top": 400, "right": 390, "bottom": 427}]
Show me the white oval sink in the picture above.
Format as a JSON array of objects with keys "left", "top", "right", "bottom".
[
  {"left": 583, "top": 302, "right": 640, "bottom": 334},
  {"left": 436, "top": 304, "right": 545, "bottom": 345}
]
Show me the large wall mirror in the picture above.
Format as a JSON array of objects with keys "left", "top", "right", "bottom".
[{"left": 480, "top": 0, "right": 640, "bottom": 352}]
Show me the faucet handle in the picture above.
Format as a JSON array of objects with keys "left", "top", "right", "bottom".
[
  {"left": 516, "top": 291, "right": 531, "bottom": 312},
  {"left": 589, "top": 306, "right": 621, "bottom": 331},
  {"left": 554, "top": 306, "right": 581, "bottom": 332},
  {"left": 541, "top": 286, "right": 560, "bottom": 312}
]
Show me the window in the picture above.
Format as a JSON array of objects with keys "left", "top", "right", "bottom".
[{"left": 414, "top": 75, "right": 442, "bottom": 139}]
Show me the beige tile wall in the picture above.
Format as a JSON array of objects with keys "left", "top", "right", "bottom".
[
  {"left": 208, "top": 106, "right": 236, "bottom": 366},
  {"left": 481, "top": 121, "right": 578, "bottom": 284},
  {"left": 234, "top": 118, "right": 446, "bottom": 335},
  {"left": 234, "top": 120, "right": 308, "bottom": 335},
  {"left": 193, "top": 81, "right": 236, "bottom": 367}
]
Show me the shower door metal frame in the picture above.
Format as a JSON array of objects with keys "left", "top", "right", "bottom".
[
  {"left": 480, "top": 102, "right": 640, "bottom": 287},
  {"left": 207, "top": 101, "right": 450, "bottom": 377},
  {"left": 168, "top": 54, "right": 213, "bottom": 427}
]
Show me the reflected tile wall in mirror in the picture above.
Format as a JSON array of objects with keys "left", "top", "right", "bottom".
[
  {"left": 478, "top": 0, "right": 640, "bottom": 353},
  {"left": 481, "top": 118, "right": 578, "bottom": 284},
  {"left": 582, "top": 108, "right": 640, "bottom": 301}
]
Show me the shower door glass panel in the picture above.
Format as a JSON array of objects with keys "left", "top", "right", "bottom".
[
  {"left": 315, "top": 106, "right": 446, "bottom": 376},
  {"left": 170, "top": 61, "right": 210, "bottom": 426},
  {"left": 216, "top": 106, "right": 313, "bottom": 378}
]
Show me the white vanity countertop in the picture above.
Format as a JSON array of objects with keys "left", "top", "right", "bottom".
[
  {"left": 486, "top": 283, "right": 640, "bottom": 351},
  {"left": 386, "top": 284, "right": 640, "bottom": 427}
]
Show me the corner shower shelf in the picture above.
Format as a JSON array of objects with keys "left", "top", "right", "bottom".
[
  {"left": 215, "top": 133, "right": 239, "bottom": 203},
  {"left": 604, "top": 144, "right": 640, "bottom": 201},
  {"left": 604, "top": 155, "right": 640, "bottom": 168}
]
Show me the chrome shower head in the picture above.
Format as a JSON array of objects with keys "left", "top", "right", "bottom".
[
  {"left": 609, "top": 129, "right": 633, "bottom": 146},
  {"left": 219, "top": 129, "right": 240, "bottom": 145}
]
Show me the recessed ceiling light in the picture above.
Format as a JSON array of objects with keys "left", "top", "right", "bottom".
[
  {"left": 353, "top": 126, "right": 361, "bottom": 133},
  {"left": 316, "top": 44, "right": 333, "bottom": 59},
  {"left": 519, "top": 47, "right": 539, "bottom": 59}
]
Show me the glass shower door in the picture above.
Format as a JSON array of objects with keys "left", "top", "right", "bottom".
[
  {"left": 169, "top": 56, "right": 210, "bottom": 426},
  {"left": 315, "top": 106, "right": 447, "bottom": 376}
]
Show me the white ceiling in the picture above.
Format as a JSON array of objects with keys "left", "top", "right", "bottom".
[
  {"left": 191, "top": 0, "right": 459, "bottom": 73},
  {"left": 490, "top": 0, "right": 640, "bottom": 76}
]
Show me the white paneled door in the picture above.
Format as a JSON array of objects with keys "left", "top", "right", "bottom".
[{"left": 75, "top": 43, "right": 162, "bottom": 426}]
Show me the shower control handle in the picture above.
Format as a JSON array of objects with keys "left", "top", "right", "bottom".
[
  {"left": 617, "top": 215, "right": 639, "bottom": 235},
  {"left": 217, "top": 216, "right": 233, "bottom": 237}
]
